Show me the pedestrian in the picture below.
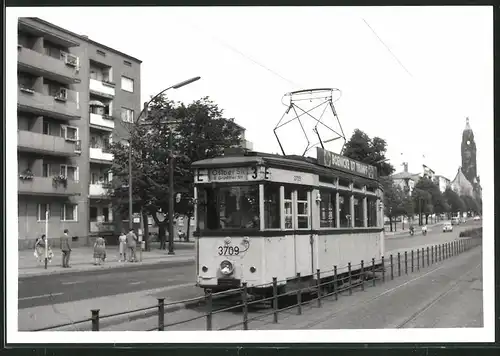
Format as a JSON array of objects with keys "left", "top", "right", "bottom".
[
  {"left": 118, "top": 231, "right": 127, "bottom": 262},
  {"left": 126, "top": 228, "right": 138, "bottom": 262},
  {"left": 34, "top": 234, "right": 53, "bottom": 264},
  {"left": 93, "top": 236, "right": 106, "bottom": 265},
  {"left": 60, "top": 228, "right": 71, "bottom": 268}
]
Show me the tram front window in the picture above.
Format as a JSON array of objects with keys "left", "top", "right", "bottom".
[{"left": 199, "top": 185, "right": 260, "bottom": 230}]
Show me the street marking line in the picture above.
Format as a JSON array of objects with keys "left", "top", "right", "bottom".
[
  {"left": 19, "top": 292, "right": 64, "bottom": 301},
  {"left": 61, "top": 281, "right": 84, "bottom": 285},
  {"left": 130, "top": 281, "right": 144, "bottom": 285}
]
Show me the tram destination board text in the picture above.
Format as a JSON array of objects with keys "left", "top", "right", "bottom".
[
  {"left": 209, "top": 168, "right": 249, "bottom": 181},
  {"left": 316, "top": 147, "right": 377, "bottom": 179}
]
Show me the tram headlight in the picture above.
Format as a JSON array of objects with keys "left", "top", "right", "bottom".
[{"left": 220, "top": 260, "right": 234, "bottom": 276}]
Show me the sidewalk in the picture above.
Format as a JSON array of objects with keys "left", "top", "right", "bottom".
[{"left": 18, "top": 242, "right": 195, "bottom": 278}]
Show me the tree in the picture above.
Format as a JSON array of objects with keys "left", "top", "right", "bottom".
[
  {"left": 411, "top": 187, "right": 432, "bottom": 226},
  {"left": 443, "top": 188, "right": 466, "bottom": 216},
  {"left": 108, "top": 95, "right": 243, "bottom": 249},
  {"left": 413, "top": 176, "right": 447, "bottom": 224},
  {"left": 343, "top": 129, "right": 395, "bottom": 176},
  {"left": 461, "top": 195, "right": 480, "bottom": 216},
  {"left": 381, "top": 176, "right": 405, "bottom": 232}
]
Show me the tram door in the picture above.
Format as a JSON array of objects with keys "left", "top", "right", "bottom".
[{"left": 291, "top": 186, "right": 314, "bottom": 277}]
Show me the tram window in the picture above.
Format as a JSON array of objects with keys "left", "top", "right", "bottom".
[
  {"left": 320, "top": 190, "right": 336, "bottom": 228},
  {"left": 367, "top": 197, "right": 378, "bottom": 227},
  {"left": 264, "top": 183, "right": 280, "bottom": 229},
  {"left": 338, "top": 191, "right": 350, "bottom": 228},
  {"left": 297, "top": 188, "right": 309, "bottom": 229},
  {"left": 353, "top": 194, "right": 364, "bottom": 227},
  {"left": 284, "top": 186, "right": 293, "bottom": 229},
  {"left": 338, "top": 178, "right": 350, "bottom": 187},
  {"left": 200, "top": 185, "right": 260, "bottom": 230}
]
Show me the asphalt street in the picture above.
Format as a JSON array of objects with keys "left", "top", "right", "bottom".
[
  {"left": 102, "top": 237, "right": 483, "bottom": 331},
  {"left": 18, "top": 221, "right": 480, "bottom": 310}
]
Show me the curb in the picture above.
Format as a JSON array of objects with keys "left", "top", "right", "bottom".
[{"left": 19, "top": 256, "right": 195, "bottom": 279}]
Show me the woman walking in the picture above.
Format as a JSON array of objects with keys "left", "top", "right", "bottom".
[
  {"left": 118, "top": 231, "right": 127, "bottom": 262},
  {"left": 93, "top": 236, "right": 106, "bottom": 265},
  {"left": 34, "top": 234, "right": 53, "bottom": 264}
]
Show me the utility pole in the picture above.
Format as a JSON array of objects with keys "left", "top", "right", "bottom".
[{"left": 168, "top": 129, "right": 175, "bottom": 255}]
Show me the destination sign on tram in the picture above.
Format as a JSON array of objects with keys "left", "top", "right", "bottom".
[
  {"left": 316, "top": 147, "right": 377, "bottom": 179},
  {"left": 209, "top": 168, "right": 249, "bottom": 182}
]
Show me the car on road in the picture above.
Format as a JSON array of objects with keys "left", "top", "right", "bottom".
[
  {"left": 473, "top": 215, "right": 481, "bottom": 221},
  {"left": 451, "top": 217, "right": 460, "bottom": 225},
  {"left": 443, "top": 222, "right": 453, "bottom": 233}
]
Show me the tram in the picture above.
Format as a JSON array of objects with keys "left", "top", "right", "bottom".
[{"left": 192, "top": 146, "right": 385, "bottom": 296}]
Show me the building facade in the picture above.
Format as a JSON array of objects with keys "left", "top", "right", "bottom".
[
  {"left": 17, "top": 17, "right": 141, "bottom": 249},
  {"left": 433, "top": 175, "right": 451, "bottom": 193},
  {"left": 451, "top": 118, "right": 482, "bottom": 201}
]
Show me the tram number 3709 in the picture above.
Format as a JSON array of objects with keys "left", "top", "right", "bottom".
[{"left": 218, "top": 245, "right": 240, "bottom": 256}]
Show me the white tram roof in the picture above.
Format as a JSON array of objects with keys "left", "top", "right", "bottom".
[{"left": 192, "top": 148, "right": 381, "bottom": 188}]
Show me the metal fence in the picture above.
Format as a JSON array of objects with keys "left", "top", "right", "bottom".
[{"left": 34, "top": 236, "right": 482, "bottom": 332}]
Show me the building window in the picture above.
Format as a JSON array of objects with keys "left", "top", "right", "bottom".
[
  {"left": 353, "top": 194, "right": 364, "bottom": 227},
  {"left": 338, "top": 191, "right": 351, "bottom": 228},
  {"left": 60, "top": 125, "right": 78, "bottom": 140},
  {"left": 121, "top": 76, "right": 134, "bottom": 92},
  {"left": 284, "top": 186, "right": 293, "bottom": 229},
  {"left": 320, "top": 189, "right": 336, "bottom": 228},
  {"left": 263, "top": 183, "right": 280, "bottom": 229},
  {"left": 121, "top": 107, "right": 134, "bottom": 123},
  {"left": 297, "top": 188, "right": 309, "bottom": 229},
  {"left": 367, "top": 197, "right": 378, "bottom": 227},
  {"left": 103, "top": 207, "right": 110, "bottom": 222},
  {"left": 60, "top": 165, "right": 78, "bottom": 181},
  {"left": 62, "top": 204, "right": 78, "bottom": 221},
  {"left": 42, "top": 163, "right": 50, "bottom": 177},
  {"left": 37, "top": 204, "right": 50, "bottom": 221},
  {"left": 43, "top": 121, "right": 50, "bottom": 135}
]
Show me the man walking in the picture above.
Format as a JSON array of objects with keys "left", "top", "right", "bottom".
[
  {"left": 60, "top": 228, "right": 71, "bottom": 268},
  {"left": 126, "top": 228, "right": 138, "bottom": 262}
]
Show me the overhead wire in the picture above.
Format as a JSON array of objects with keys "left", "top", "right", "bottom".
[{"left": 187, "top": 23, "right": 304, "bottom": 89}]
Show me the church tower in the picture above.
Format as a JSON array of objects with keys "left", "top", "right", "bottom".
[{"left": 461, "top": 117, "right": 477, "bottom": 184}]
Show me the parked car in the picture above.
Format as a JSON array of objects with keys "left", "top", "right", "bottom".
[
  {"left": 473, "top": 215, "right": 481, "bottom": 221},
  {"left": 443, "top": 222, "right": 453, "bottom": 233}
]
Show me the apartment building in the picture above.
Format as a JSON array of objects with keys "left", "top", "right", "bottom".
[{"left": 17, "top": 17, "right": 141, "bottom": 249}]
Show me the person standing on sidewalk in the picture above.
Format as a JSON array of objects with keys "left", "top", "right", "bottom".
[
  {"left": 60, "top": 229, "right": 71, "bottom": 268},
  {"left": 34, "top": 234, "right": 53, "bottom": 264},
  {"left": 93, "top": 236, "right": 106, "bottom": 265},
  {"left": 126, "top": 228, "right": 138, "bottom": 262},
  {"left": 118, "top": 231, "right": 127, "bottom": 262}
]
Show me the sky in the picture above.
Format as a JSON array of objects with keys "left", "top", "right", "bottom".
[{"left": 8, "top": 6, "right": 493, "bottom": 181}]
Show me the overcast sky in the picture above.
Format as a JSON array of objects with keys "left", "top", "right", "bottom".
[{"left": 9, "top": 6, "right": 493, "bottom": 181}]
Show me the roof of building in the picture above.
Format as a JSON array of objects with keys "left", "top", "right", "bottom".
[
  {"left": 25, "top": 17, "right": 142, "bottom": 63},
  {"left": 391, "top": 171, "right": 417, "bottom": 180}
]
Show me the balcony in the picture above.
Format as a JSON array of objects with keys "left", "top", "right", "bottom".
[
  {"left": 90, "top": 147, "right": 114, "bottom": 163},
  {"left": 90, "top": 113, "right": 115, "bottom": 130},
  {"left": 17, "top": 130, "right": 81, "bottom": 156},
  {"left": 17, "top": 45, "right": 80, "bottom": 84},
  {"left": 89, "top": 78, "right": 115, "bottom": 98},
  {"left": 89, "top": 183, "right": 109, "bottom": 197},
  {"left": 18, "top": 86, "right": 80, "bottom": 120},
  {"left": 18, "top": 176, "right": 80, "bottom": 196}
]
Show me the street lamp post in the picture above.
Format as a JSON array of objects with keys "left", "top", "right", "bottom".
[{"left": 127, "top": 76, "right": 201, "bottom": 253}]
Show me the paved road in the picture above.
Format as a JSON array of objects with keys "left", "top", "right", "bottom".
[
  {"left": 18, "top": 221, "right": 479, "bottom": 309},
  {"left": 101, "top": 238, "right": 482, "bottom": 331}
]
